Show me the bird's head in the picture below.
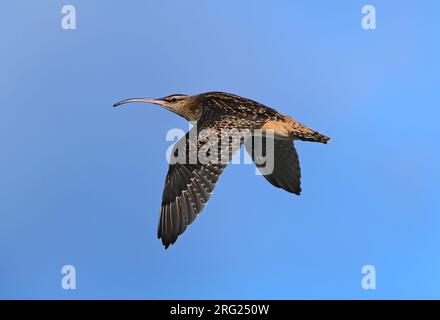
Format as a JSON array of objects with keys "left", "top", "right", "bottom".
[{"left": 113, "top": 94, "right": 198, "bottom": 120}]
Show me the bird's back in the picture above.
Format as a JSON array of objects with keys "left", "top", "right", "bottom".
[{"left": 195, "top": 92, "right": 282, "bottom": 123}]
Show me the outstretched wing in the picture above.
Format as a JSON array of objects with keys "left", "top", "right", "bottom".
[
  {"left": 158, "top": 116, "right": 245, "bottom": 248},
  {"left": 245, "top": 136, "right": 301, "bottom": 195}
]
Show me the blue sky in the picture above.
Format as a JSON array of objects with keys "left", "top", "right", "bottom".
[{"left": 1, "top": 0, "right": 439, "bottom": 299}]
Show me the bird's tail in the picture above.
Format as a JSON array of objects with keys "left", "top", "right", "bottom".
[{"left": 261, "top": 116, "right": 331, "bottom": 144}]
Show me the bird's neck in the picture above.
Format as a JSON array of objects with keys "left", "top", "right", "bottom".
[{"left": 175, "top": 97, "right": 202, "bottom": 122}]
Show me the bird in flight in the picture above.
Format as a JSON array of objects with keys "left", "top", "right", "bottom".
[{"left": 114, "top": 92, "right": 330, "bottom": 248}]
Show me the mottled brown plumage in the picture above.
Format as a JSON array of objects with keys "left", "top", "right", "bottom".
[{"left": 114, "top": 91, "right": 330, "bottom": 248}]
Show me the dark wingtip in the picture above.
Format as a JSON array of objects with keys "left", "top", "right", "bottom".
[{"left": 161, "top": 238, "right": 171, "bottom": 249}]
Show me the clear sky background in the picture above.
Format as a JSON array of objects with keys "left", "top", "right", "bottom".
[{"left": 1, "top": 1, "right": 439, "bottom": 299}]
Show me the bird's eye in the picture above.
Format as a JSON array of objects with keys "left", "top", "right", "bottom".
[{"left": 171, "top": 98, "right": 178, "bottom": 103}]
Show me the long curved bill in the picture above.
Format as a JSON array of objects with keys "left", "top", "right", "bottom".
[{"left": 113, "top": 98, "right": 165, "bottom": 108}]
